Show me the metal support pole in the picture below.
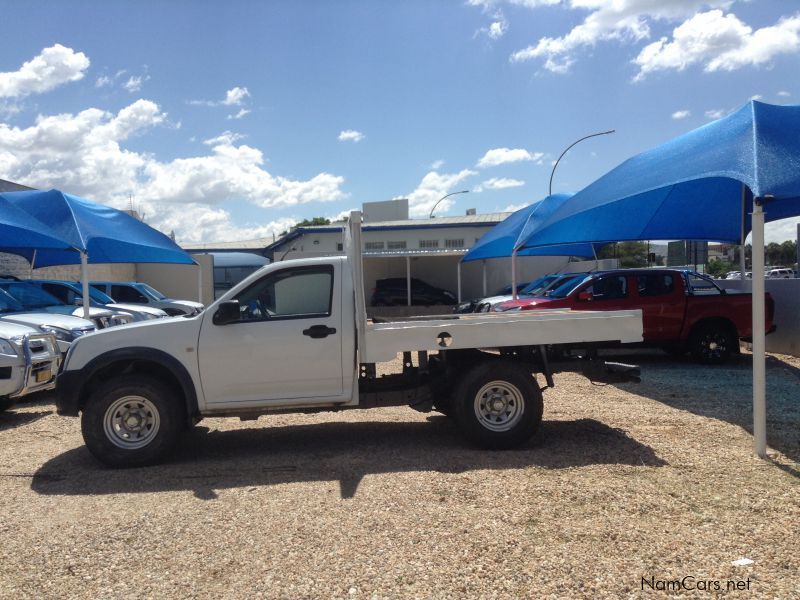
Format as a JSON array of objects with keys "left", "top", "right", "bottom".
[
  {"left": 28, "top": 249, "right": 37, "bottom": 278},
  {"left": 751, "top": 198, "right": 767, "bottom": 458},
  {"left": 511, "top": 248, "right": 518, "bottom": 300},
  {"left": 406, "top": 256, "right": 411, "bottom": 307},
  {"left": 80, "top": 251, "right": 91, "bottom": 320},
  {"left": 741, "top": 186, "right": 747, "bottom": 280},
  {"left": 457, "top": 261, "right": 462, "bottom": 303},
  {"left": 482, "top": 260, "right": 487, "bottom": 296}
]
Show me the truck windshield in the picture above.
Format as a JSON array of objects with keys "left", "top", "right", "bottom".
[
  {"left": 0, "top": 282, "right": 64, "bottom": 308},
  {"left": 137, "top": 283, "right": 167, "bottom": 300},
  {"left": 544, "top": 274, "right": 588, "bottom": 298},
  {"left": 0, "top": 289, "right": 25, "bottom": 313}
]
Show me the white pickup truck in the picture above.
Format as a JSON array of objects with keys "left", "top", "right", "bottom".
[
  {"left": 56, "top": 212, "right": 643, "bottom": 467},
  {"left": 0, "top": 322, "right": 60, "bottom": 412}
]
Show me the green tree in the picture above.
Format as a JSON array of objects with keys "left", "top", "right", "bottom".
[
  {"left": 598, "top": 241, "right": 648, "bottom": 268},
  {"left": 706, "top": 258, "right": 735, "bottom": 278},
  {"left": 294, "top": 217, "right": 331, "bottom": 228}
]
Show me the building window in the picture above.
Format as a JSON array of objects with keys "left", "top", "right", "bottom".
[
  {"left": 387, "top": 241, "right": 406, "bottom": 250},
  {"left": 336, "top": 243, "right": 343, "bottom": 252},
  {"left": 419, "top": 240, "right": 439, "bottom": 249},
  {"left": 365, "top": 241, "right": 385, "bottom": 251},
  {"left": 445, "top": 239, "right": 464, "bottom": 249}
]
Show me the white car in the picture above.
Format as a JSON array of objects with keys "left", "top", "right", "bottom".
[
  {"left": 90, "top": 281, "right": 203, "bottom": 316},
  {"left": 765, "top": 268, "right": 793, "bottom": 279},
  {"left": 0, "top": 321, "right": 60, "bottom": 412}
]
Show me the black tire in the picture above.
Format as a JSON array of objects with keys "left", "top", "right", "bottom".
[
  {"left": 0, "top": 397, "right": 14, "bottom": 412},
  {"left": 453, "top": 361, "right": 543, "bottom": 449},
  {"left": 81, "top": 375, "right": 184, "bottom": 468},
  {"left": 689, "top": 323, "right": 737, "bottom": 365}
]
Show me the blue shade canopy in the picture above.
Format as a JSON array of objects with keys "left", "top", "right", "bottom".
[
  {"left": 0, "top": 194, "right": 73, "bottom": 252},
  {"left": 463, "top": 193, "right": 603, "bottom": 262},
  {"left": 520, "top": 101, "right": 800, "bottom": 250},
  {"left": 0, "top": 189, "right": 195, "bottom": 266}
]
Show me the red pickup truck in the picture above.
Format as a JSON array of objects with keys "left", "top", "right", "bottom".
[{"left": 494, "top": 269, "right": 775, "bottom": 364}]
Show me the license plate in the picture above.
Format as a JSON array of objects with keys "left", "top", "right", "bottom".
[{"left": 35, "top": 370, "right": 51, "bottom": 383}]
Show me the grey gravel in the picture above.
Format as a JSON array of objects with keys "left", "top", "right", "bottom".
[{"left": 0, "top": 349, "right": 798, "bottom": 599}]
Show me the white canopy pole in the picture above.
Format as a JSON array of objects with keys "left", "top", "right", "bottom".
[
  {"left": 80, "top": 251, "right": 91, "bottom": 320},
  {"left": 740, "top": 186, "right": 747, "bottom": 280},
  {"left": 29, "top": 249, "right": 37, "bottom": 278},
  {"left": 406, "top": 256, "right": 411, "bottom": 307},
  {"left": 511, "top": 248, "right": 518, "bottom": 300},
  {"left": 751, "top": 197, "right": 767, "bottom": 458}
]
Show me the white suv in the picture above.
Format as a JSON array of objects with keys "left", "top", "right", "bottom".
[{"left": 766, "top": 268, "right": 793, "bottom": 279}]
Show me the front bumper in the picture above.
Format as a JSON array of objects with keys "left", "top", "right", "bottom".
[{"left": 9, "top": 333, "right": 60, "bottom": 399}]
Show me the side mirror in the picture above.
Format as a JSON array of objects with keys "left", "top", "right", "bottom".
[
  {"left": 212, "top": 300, "right": 240, "bottom": 325},
  {"left": 578, "top": 291, "right": 593, "bottom": 302}
]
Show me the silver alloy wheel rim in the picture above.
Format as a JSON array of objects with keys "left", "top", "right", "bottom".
[
  {"left": 103, "top": 395, "right": 161, "bottom": 449},
  {"left": 474, "top": 380, "right": 525, "bottom": 432}
]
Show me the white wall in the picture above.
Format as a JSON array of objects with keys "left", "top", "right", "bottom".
[
  {"left": 717, "top": 278, "right": 800, "bottom": 357},
  {"left": 136, "top": 253, "right": 214, "bottom": 305}
]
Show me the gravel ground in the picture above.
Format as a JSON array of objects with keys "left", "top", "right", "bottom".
[{"left": 1, "top": 350, "right": 798, "bottom": 599}]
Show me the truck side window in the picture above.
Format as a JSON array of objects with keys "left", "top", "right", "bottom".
[
  {"left": 637, "top": 274, "right": 674, "bottom": 297},
  {"left": 234, "top": 265, "right": 333, "bottom": 321},
  {"left": 112, "top": 285, "right": 148, "bottom": 303},
  {"left": 587, "top": 276, "right": 627, "bottom": 300}
]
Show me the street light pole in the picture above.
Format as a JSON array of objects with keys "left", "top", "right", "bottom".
[
  {"left": 429, "top": 190, "right": 469, "bottom": 218},
  {"left": 549, "top": 129, "right": 615, "bottom": 196}
]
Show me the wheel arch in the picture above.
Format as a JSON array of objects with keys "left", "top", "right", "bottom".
[
  {"left": 688, "top": 316, "right": 740, "bottom": 343},
  {"left": 58, "top": 347, "right": 199, "bottom": 425}
]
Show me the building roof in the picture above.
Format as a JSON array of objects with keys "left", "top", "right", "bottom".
[{"left": 183, "top": 212, "right": 512, "bottom": 253}]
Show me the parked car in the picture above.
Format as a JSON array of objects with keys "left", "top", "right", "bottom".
[
  {"left": 0, "top": 288, "right": 96, "bottom": 355},
  {"left": 90, "top": 281, "right": 204, "bottom": 316},
  {"left": 493, "top": 269, "right": 775, "bottom": 363},
  {"left": 468, "top": 273, "right": 588, "bottom": 313},
  {"left": 27, "top": 280, "right": 168, "bottom": 322},
  {"left": 371, "top": 278, "right": 456, "bottom": 306},
  {"left": 0, "top": 279, "right": 127, "bottom": 329},
  {"left": 765, "top": 268, "right": 793, "bottom": 279},
  {"left": 0, "top": 321, "right": 60, "bottom": 412}
]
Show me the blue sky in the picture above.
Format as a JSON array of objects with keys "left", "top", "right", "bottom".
[{"left": 1, "top": 0, "right": 799, "bottom": 243}]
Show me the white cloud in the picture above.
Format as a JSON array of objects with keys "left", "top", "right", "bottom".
[
  {"left": 474, "top": 177, "right": 525, "bottom": 192},
  {"left": 0, "top": 99, "right": 347, "bottom": 242},
  {"left": 203, "top": 131, "right": 246, "bottom": 146},
  {"left": 227, "top": 108, "right": 251, "bottom": 120},
  {"left": 338, "top": 129, "right": 365, "bottom": 142},
  {"left": 671, "top": 110, "right": 691, "bottom": 120},
  {"left": 223, "top": 86, "right": 250, "bottom": 106},
  {"left": 477, "top": 147, "right": 544, "bottom": 168},
  {"left": 502, "top": 202, "right": 529, "bottom": 213},
  {"left": 705, "top": 108, "right": 725, "bottom": 119},
  {"left": 0, "top": 44, "right": 90, "bottom": 98},
  {"left": 778, "top": 90, "right": 791, "bottom": 97},
  {"left": 508, "top": 1, "right": 732, "bottom": 73},
  {"left": 488, "top": 20, "right": 509, "bottom": 39},
  {"left": 124, "top": 75, "right": 150, "bottom": 93},
  {"left": 95, "top": 75, "right": 112, "bottom": 88},
  {"left": 634, "top": 10, "right": 800, "bottom": 80},
  {"left": 430, "top": 159, "right": 445, "bottom": 170},
  {"left": 328, "top": 208, "right": 358, "bottom": 222},
  {"left": 191, "top": 86, "right": 251, "bottom": 107},
  {"left": 162, "top": 207, "right": 297, "bottom": 245},
  {"left": 406, "top": 169, "right": 477, "bottom": 217}
]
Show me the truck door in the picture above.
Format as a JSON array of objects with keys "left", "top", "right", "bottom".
[
  {"left": 197, "top": 263, "right": 344, "bottom": 406},
  {"left": 634, "top": 272, "right": 683, "bottom": 341}
]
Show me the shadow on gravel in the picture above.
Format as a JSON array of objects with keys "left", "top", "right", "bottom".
[
  {"left": 602, "top": 349, "right": 800, "bottom": 475},
  {"left": 31, "top": 417, "right": 666, "bottom": 499},
  {"left": 0, "top": 410, "right": 51, "bottom": 432}
]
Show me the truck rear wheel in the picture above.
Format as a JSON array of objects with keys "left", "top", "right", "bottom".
[
  {"left": 689, "top": 323, "right": 736, "bottom": 365},
  {"left": 0, "top": 398, "right": 14, "bottom": 412},
  {"left": 453, "top": 361, "right": 543, "bottom": 449},
  {"left": 81, "top": 375, "right": 183, "bottom": 468}
]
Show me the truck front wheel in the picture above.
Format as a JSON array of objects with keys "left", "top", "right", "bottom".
[
  {"left": 454, "top": 361, "right": 543, "bottom": 449},
  {"left": 81, "top": 375, "right": 183, "bottom": 468},
  {"left": 689, "top": 323, "right": 737, "bottom": 364}
]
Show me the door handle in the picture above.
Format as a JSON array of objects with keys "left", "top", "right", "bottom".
[{"left": 303, "top": 325, "right": 337, "bottom": 339}]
